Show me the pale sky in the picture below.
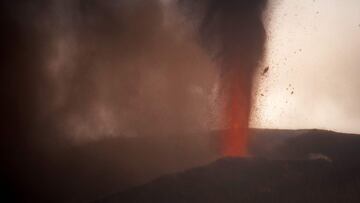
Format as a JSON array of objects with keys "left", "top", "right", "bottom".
[{"left": 252, "top": 0, "right": 360, "bottom": 133}]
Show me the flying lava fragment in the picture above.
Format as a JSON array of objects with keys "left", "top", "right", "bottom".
[{"left": 181, "top": 0, "right": 267, "bottom": 157}]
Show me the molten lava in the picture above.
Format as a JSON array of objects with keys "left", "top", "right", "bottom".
[
  {"left": 222, "top": 74, "right": 251, "bottom": 157},
  {"left": 186, "top": 0, "right": 267, "bottom": 158}
]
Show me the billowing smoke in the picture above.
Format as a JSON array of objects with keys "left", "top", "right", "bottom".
[
  {"left": 1, "top": 0, "right": 267, "bottom": 201},
  {"left": 2, "top": 0, "right": 218, "bottom": 144},
  {"left": 1, "top": 0, "right": 220, "bottom": 201},
  {"left": 179, "top": 0, "right": 268, "bottom": 156}
]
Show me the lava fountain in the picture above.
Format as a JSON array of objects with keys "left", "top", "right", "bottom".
[
  {"left": 180, "top": 0, "right": 267, "bottom": 157},
  {"left": 201, "top": 0, "right": 267, "bottom": 157},
  {"left": 222, "top": 68, "right": 252, "bottom": 156}
]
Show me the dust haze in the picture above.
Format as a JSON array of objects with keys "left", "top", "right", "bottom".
[
  {"left": 1, "top": 0, "right": 268, "bottom": 202},
  {"left": 6, "top": 0, "right": 218, "bottom": 143}
]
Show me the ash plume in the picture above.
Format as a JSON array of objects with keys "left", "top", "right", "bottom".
[
  {"left": 1, "top": 0, "right": 218, "bottom": 201},
  {"left": 1, "top": 0, "right": 218, "bottom": 144},
  {"left": 1, "top": 0, "right": 268, "bottom": 201},
  {"left": 179, "top": 0, "right": 268, "bottom": 156}
]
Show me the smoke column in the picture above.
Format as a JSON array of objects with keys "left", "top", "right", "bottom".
[
  {"left": 180, "top": 0, "right": 268, "bottom": 156},
  {"left": 1, "top": 1, "right": 219, "bottom": 201},
  {"left": 2, "top": 0, "right": 267, "bottom": 200}
]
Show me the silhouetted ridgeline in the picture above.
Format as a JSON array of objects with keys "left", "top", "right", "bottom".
[
  {"left": 97, "top": 157, "right": 360, "bottom": 203},
  {"left": 94, "top": 129, "right": 360, "bottom": 203},
  {"left": 4, "top": 129, "right": 360, "bottom": 202}
]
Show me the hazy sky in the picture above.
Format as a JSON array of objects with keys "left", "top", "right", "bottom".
[
  {"left": 4, "top": 0, "right": 360, "bottom": 144},
  {"left": 252, "top": 0, "right": 360, "bottom": 133}
]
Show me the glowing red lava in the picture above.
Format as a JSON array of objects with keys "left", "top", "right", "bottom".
[{"left": 222, "top": 76, "right": 250, "bottom": 157}]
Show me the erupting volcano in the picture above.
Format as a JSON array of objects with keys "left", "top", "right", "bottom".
[
  {"left": 180, "top": 0, "right": 267, "bottom": 157},
  {"left": 190, "top": 0, "right": 268, "bottom": 157}
]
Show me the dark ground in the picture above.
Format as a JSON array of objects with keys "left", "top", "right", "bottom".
[
  {"left": 97, "top": 129, "right": 360, "bottom": 203},
  {"left": 4, "top": 129, "right": 360, "bottom": 202},
  {"left": 98, "top": 158, "right": 360, "bottom": 203}
]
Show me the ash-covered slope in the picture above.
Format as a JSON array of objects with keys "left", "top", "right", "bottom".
[
  {"left": 251, "top": 129, "right": 360, "bottom": 166},
  {"left": 6, "top": 129, "right": 360, "bottom": 202},
  {"left": 97, "top": 157, "right": 360, "bottom": 203}
]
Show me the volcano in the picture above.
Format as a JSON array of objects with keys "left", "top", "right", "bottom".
[
  {"left": 96, "top": 129, "right": 360, "bottom": 203},
  {"left": 5, "top": 129, "right": 360, "bottom": 202},
  {"left": 97, "top": 157, "right": 360, "bottom": 203}
]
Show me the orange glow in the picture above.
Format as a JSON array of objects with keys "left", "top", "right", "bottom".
[{"left": 222, "top": 74, "right": 250, "bottom": 157}]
